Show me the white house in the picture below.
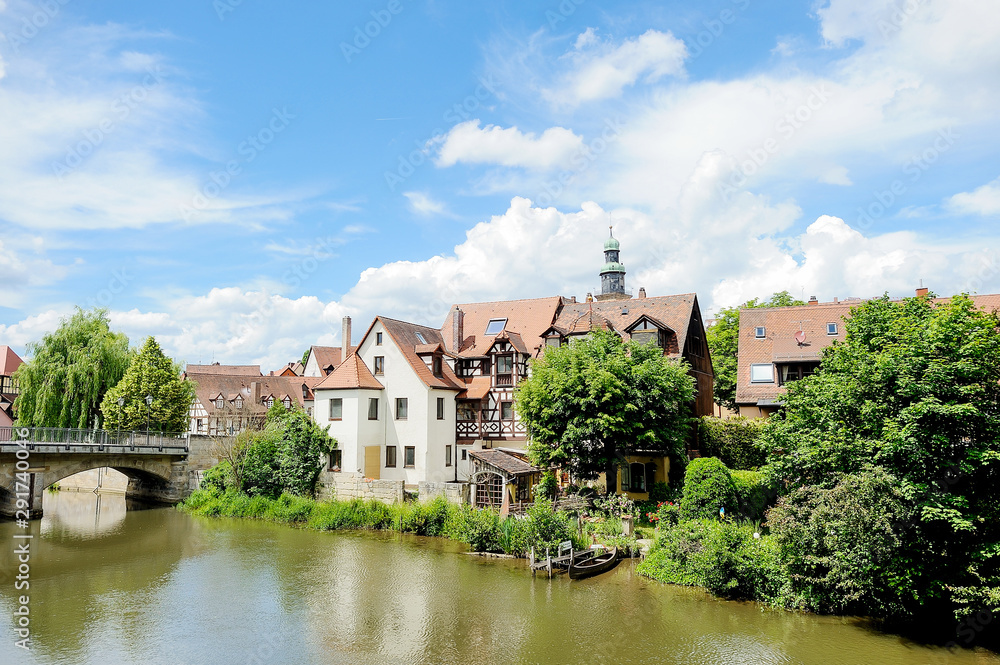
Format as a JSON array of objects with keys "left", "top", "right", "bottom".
[{"left": 313, "top": 316, "right": 462, "bottom": 485}]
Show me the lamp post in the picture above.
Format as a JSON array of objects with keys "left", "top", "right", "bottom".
[
  {"left": 116, "top": 396, "right": 124, "bottom": 446},
  {"left": 145, "top": 394, "right": 153, "bottom": 445}
]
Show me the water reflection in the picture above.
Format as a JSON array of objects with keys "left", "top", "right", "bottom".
[{"left": 0, "top": 496, "right": 997, "bottom": 665}]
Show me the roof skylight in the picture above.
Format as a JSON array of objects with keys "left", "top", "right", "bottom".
[{"left": 485, "top": 318, "right": 507, "bottom": 335}]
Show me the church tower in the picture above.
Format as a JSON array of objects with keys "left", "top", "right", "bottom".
[{"left": 597, "top": 227, "right": 630, "bottom": 301}]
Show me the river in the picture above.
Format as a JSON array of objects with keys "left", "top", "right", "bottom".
[{"left": 0, "top": 491, "right": 996, "bottom": 665}]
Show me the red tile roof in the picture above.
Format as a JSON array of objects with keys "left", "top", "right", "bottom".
[
  {"left": 377, "top": 317, "right": 464, "bottom": 391},
  {"left": 315, "top": 354, "right": 384, "bottom": 390},
  {"left": 441, "top": 296, "right": 565, "bottom": 357},
  {"left": 0, "top": 346, "right": 23, "bottom": 377},
  {"left": 187, "top": 374, "right": 320, "bottom": 413},
  {"left": 185, "top": 364, "right": 262, "bottom": 377},
  {"left": 308, "top": 346, "right": 356, "bottom": 374}
]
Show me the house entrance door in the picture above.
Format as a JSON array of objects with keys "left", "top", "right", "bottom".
[{"left": 364, "top": 446, "right": 380, "bottom": 479}]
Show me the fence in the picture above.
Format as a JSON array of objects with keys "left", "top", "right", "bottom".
[{"left": 0, "top": 426, "right": 189, "bottom": 451}]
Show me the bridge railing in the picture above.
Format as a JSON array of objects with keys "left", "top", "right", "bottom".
[{"left": 0, "top": 427, "right": 189, "bottom": 451}]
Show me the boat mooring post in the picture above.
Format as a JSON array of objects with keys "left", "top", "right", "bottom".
[{"left": 546, "top": 547, "right": 552, "bottom": 579}]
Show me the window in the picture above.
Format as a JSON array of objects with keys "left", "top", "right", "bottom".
[
  {"left": 234, "top": 396, "right": 243, "bottom": 409},
  {"left": 445, "top": 445, "right": 452, "bottom": 467},
  {"left": 432, "top": 355, "right": 442, "bottom": 377},
  {"left": 778, "top": 362, "right": 819, "bottom": 386},
  {"left": 374, "top": 356, "right": 385, "bottom": 375},
  {"left": 750, "top": 363, "right": 775, "bottom": 383},
  {"left": 282, "top": 396, "right": 292, "bottom": 409},
  {"left": 196, "top": 418, "right": 205, "bottom": 433},
  {"left": 265, "top": 397, "right": 274, "bottom": 408},
  {"left": 385, "top": 446, "right": 397, "bottom": 467},
  {"left": 545, "top": 336, "right": 561, "bottom": 348},
  {"left": 368, "top": 397, "right": 379, "bottom": 420},
  {"left": 215, "top": 397, "right": 224, "bottom": 409},
  {"left": 628, "top": 463, "right": 647, "bottom": 492},
  {"left": 485, "top": 318, "right": 507, "bottom": 335},
  {"left": 500, "top": 401, "right": 513, "bottom": 420},
  {"left": 328, "top": 398, "right": 342, "bottom": 420},
  {"left": 457, "top": 401, "right": 476, "bottom": 421},
  {"left": 755, "top": 326, "right": 766, "bottom": 338},
  {"left": 436, "top": 397, "right": 445, "bottom": 420},
  {"left": 395, "top": 397, "right": 408, "bottom": 419},
  {"left": 415, "top": 332, "right": 427, "bottom": 344},
  {"left": 496, "top": 355, "right": 513, "bottom": 374},
  {"left": 404, "top": 446, "right": 415, "bottom": 467},
  {"left": 376, "top": 332, "right": 383, "bottom": 345},
  {"left": 461, "top": 448, "right": 468, "bottom": 461},
  {"left": 328, "top": 450, "right": 342, "bottom": 472},
  {"left": 827, "top": 322, "right": 838, "bottom": 335}
]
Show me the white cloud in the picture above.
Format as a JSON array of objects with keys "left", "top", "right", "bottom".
[
  {"left": 818, "top": 165, "right": 853, "bottom": 186},
  {"left": 543, "top": 29, "right": 687, "bottom": 108},
  {"left": 435, "top": 120, "right": 583, "bottom": 170},
  {"left": 948, "top": 176, "right": 1000, "bottom": 216},
  {"left": 403, "top": 191, "right": 449, "bottom": 217}
]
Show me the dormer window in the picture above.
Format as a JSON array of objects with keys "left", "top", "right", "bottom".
[
  {"left": 827, "top": 323, "right": 838, "bottom": 335},
  {"left": 433, "top": 355, "right": 442, "bottom": 377},
  {"left": 755, "top": 326, "right": 766, "bottom": 339},
  {"left": 265, "top": 396, "right": 274, "bottom": 408},
  {"left": 214, "top": 397, "right": 224, "bottom": 409},
  {"left": 282, "top": 396, "right": 292, "bottom": 409},
  {"left": 235, "top": 396, "right": 243, "bottom": 409},
  {"left": 485, "top": 318, "right": 507, "bottom": 336}
]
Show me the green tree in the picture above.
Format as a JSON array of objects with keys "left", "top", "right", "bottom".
[
  {"left": 101, "top": 336, "right": 195, "bottom": 433},
  {"left": 13, "top": 308, "right": 131, "bottom": 429},
  {"left": 707, "top": 291, "right": 805, "bottom": 410},
  {"left": 276, "top": 410, "right": 336, "bottom": 496},
  {"left": 679, "top": 457, "right": 736, "bottom": 520},
  {"left": 763, "top": 294, "right": 1000, "bottom": 621},
  {"left": 516, "top": 329, "right": 695, "bottom": 492}
]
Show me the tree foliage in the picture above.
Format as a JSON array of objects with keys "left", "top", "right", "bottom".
[
  {"left": 763, "top": 294, "right": 1000, "bottom": 621},
  {"left": 707, "top": 291, "right": 805, "bottom": 410},
  {"left": 100, "top": 336, "right": 195, "bottom": 433},
  {"left": 679, "top": 457, "right": 736, "bottom": 520},
  {"left": 276, "top": 410, "right": 336, "bottom": 496},
  {"left": 516, "top": 329, "right": 695, "bottom": 487},
  {"left": 698, "top": 416, "right": 768, "bottom": 470},
  {"left": 13, "top": 308, "right": 131, "bottom": 429}
]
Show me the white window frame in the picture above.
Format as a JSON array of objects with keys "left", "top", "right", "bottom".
[
  {"left": 750, "top": 363, "right": 775, "bottom": 383},
  {"left": 755, "top": 326, "right": 766, "bottom": 339},
  {"left": 827, "top": 322, "right": 838, "bottom": 335},
  {"left": 329, "top": 398, "right": 342, "bottom": 420},
  {"left": 485, "top": 318, "right": 507, "bottom": 336}
]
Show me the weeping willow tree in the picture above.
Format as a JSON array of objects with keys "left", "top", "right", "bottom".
[{"left": 13, "top": 308, "right": 132, "bottom": 429}]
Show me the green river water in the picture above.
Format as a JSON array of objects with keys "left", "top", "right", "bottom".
[{"left": 0, "top": 491, "right": 997, "bottom": 665}]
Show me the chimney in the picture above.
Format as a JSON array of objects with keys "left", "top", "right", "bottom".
[
  {"left": 915, "top": 286, "right": 929, "bottom": 298},
  {"left": 570, "top": 296, "right": 577, "bottom": 303},
  {"left": 833, "top": 297, "right": 838, "bottom": 303},
  {"left": 638, "top": 287, "right": 647, "bottom": 299},
  {"left": 586, "top": 292, "right": 594, "bottom": 303},
  {"left": 342, "top": 316, "right": 352, "bottom": 359},
  {"left": 452, "top": 306, "right": 464, "bottom": 352},
  {"left": 808, "top": 296, "right": 819, "bottom": 305},
  {"left": 250, "top": 381, "right": 261, "bottom": 404}
]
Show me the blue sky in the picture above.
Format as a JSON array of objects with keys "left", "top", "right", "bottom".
[{"left": 1, "top": 0, "right": 998, "bottom": 368}]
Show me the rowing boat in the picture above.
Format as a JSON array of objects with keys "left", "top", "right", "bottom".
[{"left": 568, "top": 547, "right": 619, "bottom": 580}]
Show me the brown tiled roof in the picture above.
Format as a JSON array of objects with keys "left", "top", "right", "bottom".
[
  {"left": 185, "top": 363, "right": 262, "bottom": 377},
  {"left": 469, "top": 448, "right": 539, "bottom": 477},
  {"left": 441, "top": 296, "right": 565, "bottom": 357},
  {"left": 564, "top": 310, "right": 615, "bottom": 334},
  {"left": 308, "top": 346, "right": 356, "bottom": 374},
  {"left": 187, "top": 374, "right": 318, "bottom": 414},
  {"left": 376, "top": 317, "right": 464, "bottom": 391},
  {"left": 0, "top": 346, "right": 23, "bottom": 376},
  {"left": 735, "top": 302, "right": 853, "bottom": 405},
  {"left": 315, "top": 354, "right": 384, "bottom": 391},
  {"left": 735, "top": 293, "right": 1000, "bottom": 406},
  {"left": 414, "top": 343, "right": 444, "bottom": 355},
  {"left": 457, "top": 375, "right": 491, "bottom": 400},
  {"left": 495, "top": 330, "right": 529, "bottom": 354},
  {"left": 553, "top": 294, "right": 699, "bottom": 357}
]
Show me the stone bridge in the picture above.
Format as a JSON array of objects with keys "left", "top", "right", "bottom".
[{"left": 0, "top": 427, "right": 210, "bottom": 519}]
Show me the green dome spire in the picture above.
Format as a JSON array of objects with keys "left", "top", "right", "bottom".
[{"left": 604, "top": 227, "right": 620, "bottom": 251}]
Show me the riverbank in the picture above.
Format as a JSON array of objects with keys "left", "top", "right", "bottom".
[{"left": 180, "top": 488, "right": 590, "bottom": 556}]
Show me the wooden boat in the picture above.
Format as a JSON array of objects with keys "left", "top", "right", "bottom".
[{"left": 568, "top": 547, "right": 619, "bottom": 580}]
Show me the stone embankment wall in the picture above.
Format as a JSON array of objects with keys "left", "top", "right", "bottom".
[
  {"left": 316, "top": 471, "right": 404, "bottom": 504},
  {"left": 417, "top": 481, "right": 467, "bottom": 504}
]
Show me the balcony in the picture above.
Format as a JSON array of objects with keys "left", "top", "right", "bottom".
[{"left": 495, "top": 373, "right": 513, "bottom": 387}]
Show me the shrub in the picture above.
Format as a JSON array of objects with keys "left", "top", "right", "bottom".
[
  {"left": 648, "top": 480, "right": 674, "bottom": 503},
  {"left": 679, "top": 457, "right": 736, "bottom": 520},
  {"left": 242, "top": 431, "right": 282, "bottom": 498},
  {"left": 534, "top": 471, "right": 557, "bottom": 500},
  {"left": 699, "top": 416, "right": 767, "bottom": 470},
  {"left": 594, "top": 493, "right": 635, "bottom": 518},
  {"left": 730, "top": 470, "right": 775, "bottom": 521},
  {"left": 201, "top": 461, "right": 233, "bottom": 493},
  {"left": 276, "top": 411, "right": 336, "bottom": 497},
  {"left": 766, "top": 467, "right": 917, "bottom": 617},
  {"left": 525, "top": 498, "right": 575, "bottom": 553}
]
